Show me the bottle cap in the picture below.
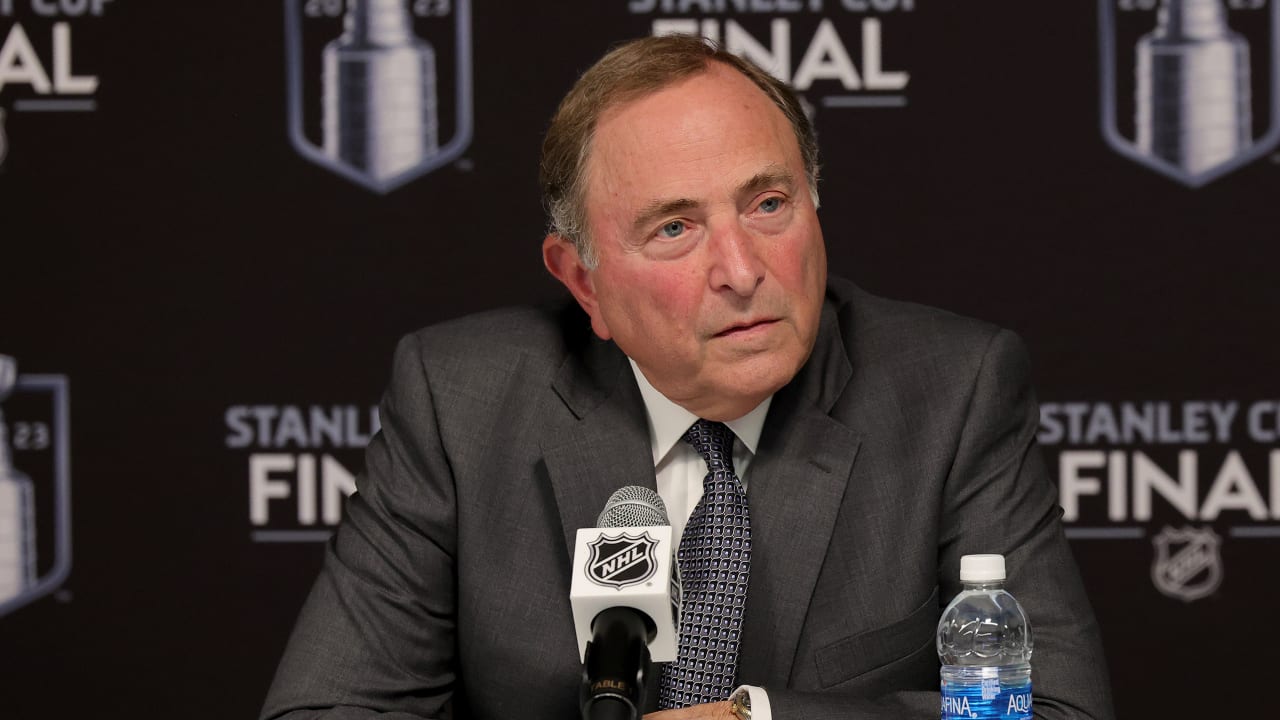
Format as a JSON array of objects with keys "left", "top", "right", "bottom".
[{"left": 960, "top": 554, "right": 1006, "bottom": 582}]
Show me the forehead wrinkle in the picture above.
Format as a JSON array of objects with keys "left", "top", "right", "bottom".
[{"left": 585, "top": 65, "right": 803, "bottom": 243}]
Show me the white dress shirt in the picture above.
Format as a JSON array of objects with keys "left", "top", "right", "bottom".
[{"left": 629, "top": 360, "right": 775, "bottom": 720}]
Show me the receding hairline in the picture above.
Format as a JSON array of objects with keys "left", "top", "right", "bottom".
[
  {"left": 539, "top": 35, "right": 820, "bottom": 265},
  {"left": 582, "top": 63, "right": 809, "bottom": 237}
]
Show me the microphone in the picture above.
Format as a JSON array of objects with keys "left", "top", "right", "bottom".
[{"left": 570, "top": 486, "right": 680, "bottom": 720}]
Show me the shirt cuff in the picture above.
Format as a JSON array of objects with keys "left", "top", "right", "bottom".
[{"left": 736, "top": 685, "right": 772, "bottom": 720}]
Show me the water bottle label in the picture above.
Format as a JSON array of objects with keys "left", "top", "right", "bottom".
[{"left": 940, "top": 679, "right": 1032, "bottom": 720}]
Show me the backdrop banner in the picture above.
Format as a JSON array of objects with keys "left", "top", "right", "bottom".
[{"left": 2, "top": 2, "right": 1276, "bottom": 717}]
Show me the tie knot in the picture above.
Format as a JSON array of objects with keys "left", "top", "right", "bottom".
[{"left": 682, "top": 419, "right": 736, "bottom": 475}]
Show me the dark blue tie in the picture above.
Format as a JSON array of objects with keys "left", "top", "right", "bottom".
[{"left": 658, "top": 419, "right": 752, "bottom": 708}]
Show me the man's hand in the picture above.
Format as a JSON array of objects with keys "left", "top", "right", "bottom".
[{"left": 644, "top": 701, "right": 735, "bottom": 720}]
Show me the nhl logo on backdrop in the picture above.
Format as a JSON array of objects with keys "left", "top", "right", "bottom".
[
  {"left": 587, "top": 532, "right": 659, "bottom": 590},
  {"left": 1151, "top": 525, "right": 1223, "bottom": 602},
  {"left": 283, "top": 0, "right": 474, "bottom": 193},
  {"left": 1098, "top": 0, "right": 1280, "bottom": 187},
  {"left": 0, "top": 355, "right": 71, "bottom": 619}
]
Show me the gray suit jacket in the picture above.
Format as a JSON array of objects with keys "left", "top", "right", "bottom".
[{"left": 261, "top": 277, "right": 1115, "bottom": 720}]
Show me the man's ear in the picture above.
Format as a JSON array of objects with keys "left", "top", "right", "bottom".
[{"left": 542, "top": 234, "right": 612, "bottom": 340}]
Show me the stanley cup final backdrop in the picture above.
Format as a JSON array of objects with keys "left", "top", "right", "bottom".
[{"left": 1, "top": 0, "right": 1277, "bottom": 717}]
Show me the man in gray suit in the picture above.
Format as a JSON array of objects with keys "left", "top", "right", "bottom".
[{"left": 262, "top": 36, "right": 1114, "bottom": 720}]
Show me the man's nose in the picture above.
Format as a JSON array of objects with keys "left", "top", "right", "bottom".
[{"left": 706, "top": 222, "right": 765, "bottom": 297}]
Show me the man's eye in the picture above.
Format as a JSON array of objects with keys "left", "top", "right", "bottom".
[
  {"left": 759, "top": 197, "right": 783, "bottom": 213},
  {"left": 660, "top": 220, "right": 686, "bottom": 238}
]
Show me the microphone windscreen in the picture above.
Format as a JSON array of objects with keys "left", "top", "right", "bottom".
[{"left": 597, "top": 486, "right": 668, "bottom": 528}]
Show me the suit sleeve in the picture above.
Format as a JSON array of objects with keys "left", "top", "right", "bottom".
[
  {"left": 764, "top": 329, "right": 1116, "bottom": 720},
  {"left": 260, "top": 334, "right": 458, "bottom": 720}
]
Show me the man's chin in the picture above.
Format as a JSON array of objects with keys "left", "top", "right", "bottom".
[{"left": 701, "top": 362, "right": 797, "bottom": 416}]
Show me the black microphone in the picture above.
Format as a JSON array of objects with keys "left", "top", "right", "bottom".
[{"left": 570, "top": 487, "right": 680, "bottom": 720}]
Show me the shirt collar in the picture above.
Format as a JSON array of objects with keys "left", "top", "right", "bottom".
[{"left": 628, "top": 359, "right": 772, "bottom": 467}]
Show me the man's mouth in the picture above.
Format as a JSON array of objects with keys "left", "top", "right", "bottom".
[{"left": 714, "top": 318, "right": 779, "bottom": 337}]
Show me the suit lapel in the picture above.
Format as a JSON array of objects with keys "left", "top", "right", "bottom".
[
  {"left": 539, "top": 300, "right": 864, "bottom": 687},
  {"left": 540, "top": 336, "right": 657, "bottom": 557},
  {"left": 737, "top": 304, "right": 863, "bottom": 685}
]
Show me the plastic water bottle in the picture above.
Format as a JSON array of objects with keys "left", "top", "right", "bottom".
[{"left": 936, "top": 554, "right": 1033, "bottom": 720}]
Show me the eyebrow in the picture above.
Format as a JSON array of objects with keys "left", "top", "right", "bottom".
[
  {"left": 629, "top": 165, "right": 799, "bottom": 234},
  {"left": 739, "top": 166, "right": 798, "bottom": 197},
  {"left": 631, "top": 197, "right": 699, "bottom": 235}
]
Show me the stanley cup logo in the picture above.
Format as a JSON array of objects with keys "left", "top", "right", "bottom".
[
  {"left": 323, "top": 0, "right": 440, "bottom": 183},
  {"left": 285, "top": 0, "right": 473, "bottom": 193},
  {"left": 0, "top": 357, "right": 70, "bottom": 619},
  {"left": 1135, "top": 0, "right": 1252, "bottom": 175},
  {"left": 0, "top": 356, "right": 37, "bottom": 606},
  {"left": 1099, "top": 0, "right": 1280, "bottom": 186}
]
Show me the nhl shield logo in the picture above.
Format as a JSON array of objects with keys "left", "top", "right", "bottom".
[
  {"left": 1151, "top": 525, "right": 1222, "bottom": 602},
  {"left": 1098, "top": 0, "right": 1280, "bottom": 186},
  {"left": 587, "top": 532, "right": 659, "bottom": 590},
  {"left": 283, "top": 0, "right": 474, "bottom": 193},
  {"left": 0, "top": 356, "right": 72, "bottom": 619}
]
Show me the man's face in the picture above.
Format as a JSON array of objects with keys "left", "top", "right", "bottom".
[{"left": 565, "top": 63, "right": 827, "bottom": 420}]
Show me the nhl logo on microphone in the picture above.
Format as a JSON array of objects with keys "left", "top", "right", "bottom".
[{"left": 586, "top": 532, "right": 659, "bottom": 590}]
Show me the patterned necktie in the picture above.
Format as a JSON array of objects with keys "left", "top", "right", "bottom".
[{"left": 658, "top": 419, "right": 752, "bottom": 708}]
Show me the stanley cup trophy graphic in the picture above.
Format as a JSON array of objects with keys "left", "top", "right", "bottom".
[
  {"left": 1135, "top": 0, "right": 1253, "bottom": 175},
  {"left": 0, "top": 356, "right": 37, "bottom": 605},
  {"left": 322, "top": 0, "right": 440, "bottom": 185}
]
